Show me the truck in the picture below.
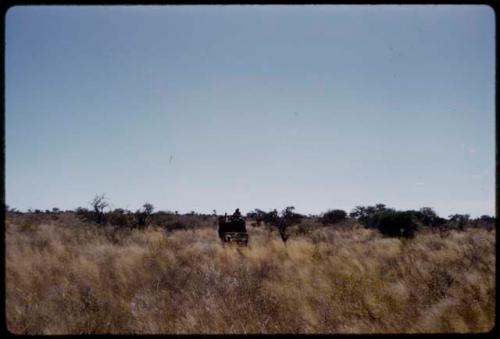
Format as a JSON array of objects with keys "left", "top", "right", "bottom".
[{"left": 218, "top": 214, "right": 248, "bottom": 246}]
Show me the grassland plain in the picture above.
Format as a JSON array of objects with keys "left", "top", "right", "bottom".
[{"left": 5, "top": 214, "right": 495, "bottom": 334}]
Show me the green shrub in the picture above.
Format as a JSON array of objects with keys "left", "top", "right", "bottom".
[
  {"left": 321, "top": 209, "right": 347, "bottom": 225},
  {"left": 371, "top": 210, "right": 419, "bottom": 238},
  {"left": 350, "top": 204, "right": 393, "bottom": 228},
  {"left": 447, "top": 214, "right": 471, "bottom": 231},
  {"left": 107, "top": 209, "right": 134, "bottom": 228},
  {"left": 166, "top": 221, "right": 188, "bottom": 231},
  {"left": 406, "top": 207, "right": 446, "bottom": 227}
]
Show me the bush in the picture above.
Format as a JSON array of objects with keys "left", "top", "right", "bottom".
[
  {"left": 90, "top": 194, "right": 110, "bottom": 225},
  {"left": 246, "top": 209, "right": 266, "bottom": 225},
  {"left": 321, "top": 209, "right": 347, "bottom": 225},
  {"left": 107, "top": 209, "right": 134, "bottom": 228},
  {"left": 135, "top": 203, "right": 154, "bottom": 228},
  {"left": 350, "top": 204, "right": 393, "bottom": 228},
  {"left": 277, "top": 206, "right": 304, "bottom": 243},
  {"left": 166, "top": 221, "right": 188, "bottom": 231},
  {"left": 76, "top": 207, "right": 94, "bottom": 222},
  {"left": 445, "top": 214, "right": 471, "bottom": 231},
  {"left": 150, "top": 211, "right": 175, "bottom": 227},
  {"left": 281, "top": 206, "right": 303, "bottom": 226},
  {"left": 473, "top": 215, "right": 496, "bottom": 230},
  {"left": 264, "top": 209, "right": 280, "bottom": 225},
  {"left": 371, "top": 210, "right": 419, "bottom": 238},
  {"left": 407, "top": 207, "right": 446, "bottom": 227}
]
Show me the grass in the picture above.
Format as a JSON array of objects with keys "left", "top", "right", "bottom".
[{"left": 5, "top": 213, "right": 495, "bottom": 334}]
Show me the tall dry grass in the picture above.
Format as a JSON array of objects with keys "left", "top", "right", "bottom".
[{"left": 5, "top": 215, "right": 495, "bottom": 334}]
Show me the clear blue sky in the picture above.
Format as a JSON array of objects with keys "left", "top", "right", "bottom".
[{"left": 6, "top": 5, "right": 495, "bottom": 217}]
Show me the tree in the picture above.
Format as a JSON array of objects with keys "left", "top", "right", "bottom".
[
  {"left": 448, "top": 214, "right": 470, "bottom": 231},
  {"left": 277, "top": 206, "right": 304, "bottom": 244},
  {"left": 321, "top": 209, "right": 347, "bottom": 225},
  {"left": 143, "top": 203, "right": 154, "bottom": 215},
  {"left": 90, "top": 194, "right": 109, "bottom": 225},
  {"left": 349, "top": 205, "right": 378, "bottom": 220},
  {"left": 479, "top": 215, "right": 495, "bottom": 223},
  {"left": 107, "top": 208, "right": 134, "bottom": 228},
  {"left": 373, "top": 210, "right": 419, "bottom": 238},
  {"left": 246, "top": 209, "right": 267, "bottom": 225},
  {"left": 349, "top": 205, "right": 366, "bottom": 219},
  {"left": 136, "top": 203, "right": 154, "bottom": 227},
  {"left": 76, "top": 207, "right": 88, "bottom": 214},
  {"left": 277, "top": 218, "right": 289, "bottom": 243},
  {"left": 263, "top": 209, "right": 280, "bottom": 225},
  {"left": 475, "top": 215, "right": 496, "bottom": 230},
  {"left": 281, "top": 206, "right": 303, "bottom": 225},
  {"left": 350, "top": 204, "right": 394, "bottom": 228},
  {"left": 412, "top": 207, "right": 440, "bottom": 226}
]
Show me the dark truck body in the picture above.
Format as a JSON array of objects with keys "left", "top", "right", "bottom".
[{"left": 218, "top": 216, "right": 248, "bottom": 246}]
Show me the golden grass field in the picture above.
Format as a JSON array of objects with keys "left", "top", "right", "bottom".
[{"left": 6, "top": 214, "right": 495, "bottom": 334}]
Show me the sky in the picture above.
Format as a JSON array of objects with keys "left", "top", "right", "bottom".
[{"left": 5, "top": 5, "right": 495, "bottom": 217}]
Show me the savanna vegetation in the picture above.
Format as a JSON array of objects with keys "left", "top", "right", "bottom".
[{"left": 5, "top": 198, "right": 496, "bottom": 334}]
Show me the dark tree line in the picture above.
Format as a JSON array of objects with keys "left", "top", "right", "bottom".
[
  {"left": 6, "top": 197, "right": 496, "bottom": 239},
  {"left": 247, "top": 204, "right": 495, "bottom": 239}
]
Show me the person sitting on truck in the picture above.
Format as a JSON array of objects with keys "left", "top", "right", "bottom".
[{"left": 231, "top": 208, "right": 242, "bottom": 221}]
